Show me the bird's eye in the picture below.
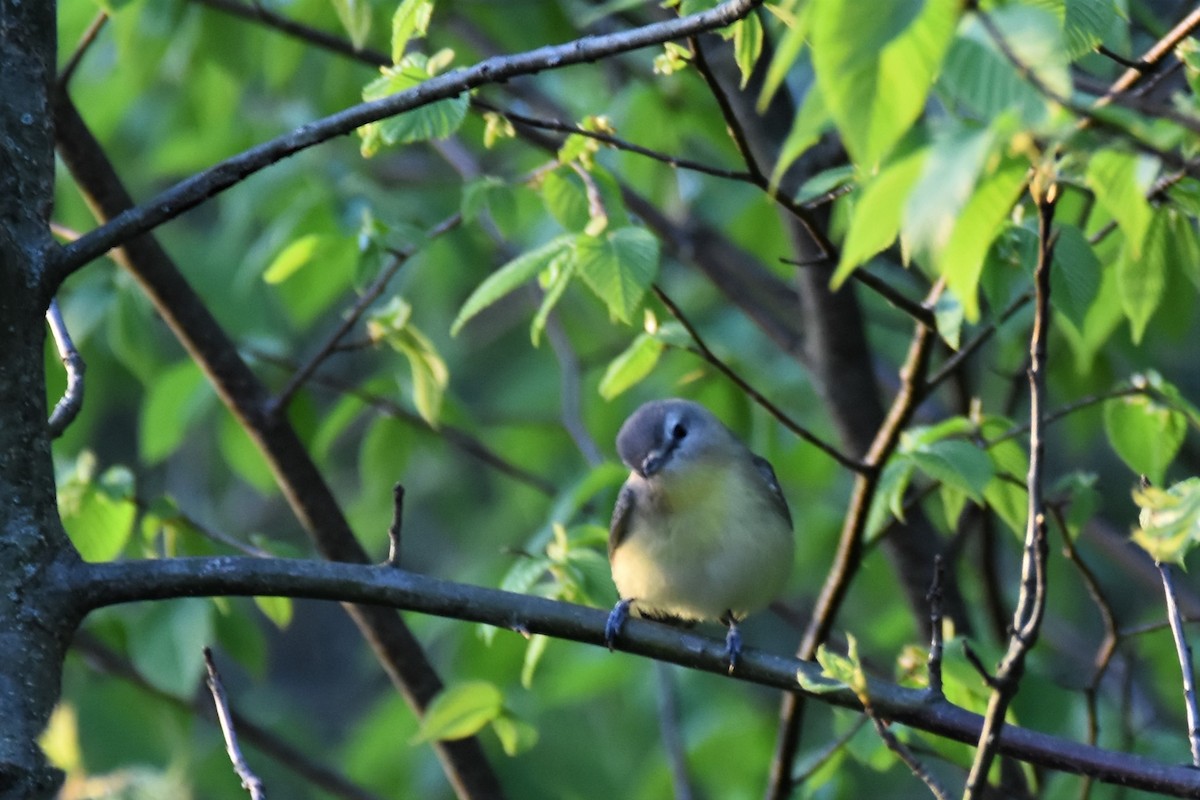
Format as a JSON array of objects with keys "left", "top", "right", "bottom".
[{"left": 671, "top": 423, "right": 688, "bottom": 440}]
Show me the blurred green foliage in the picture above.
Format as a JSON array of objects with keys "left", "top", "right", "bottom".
[{"left": 45, "top": 0, "right": 1200, "bottom": 797}]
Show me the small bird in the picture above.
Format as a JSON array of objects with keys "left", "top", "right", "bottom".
[{"left": 604, "top": 398, "right": 794, "bottom": 670}]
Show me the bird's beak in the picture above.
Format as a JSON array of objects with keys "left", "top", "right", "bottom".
[{"left": 639, "top": 441, "right": 676, "bottom": 477}]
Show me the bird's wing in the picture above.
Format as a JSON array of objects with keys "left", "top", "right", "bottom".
[
  {"left": 752, "top": 455, "right": 793, "bottom": 528},
  {"left": 608, "top": 482, "right": 636, "bottom": 560}
]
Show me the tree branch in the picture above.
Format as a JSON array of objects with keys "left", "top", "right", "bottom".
[
  {"left": 60, "top": 554, "right": 1200, "bottom": 799},
  {"left": 1158, "top": 561, "right": 1200, "bottom": 767},
  {"left": 204, "top": 648, "right": 267, "bottom": 800},
  {"left": 45, "top": 298, "right": 86, "bottom": 439},
  {"left": 46, "top": 0, "right": 764, "bottom": 289}
]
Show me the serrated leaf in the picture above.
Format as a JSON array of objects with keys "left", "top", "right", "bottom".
[
  {"left": 1048, "top": 224, "right": 1101, "bottom": 332},
  {"left": 359, "top": 56, "right": 467, "bottom": 153},
  {"left": 1104, "top": 391, "right": 1186, "bottom": 485},
  {"left": 1132, "top": 479, "right": 1200, "bottom": 564},
  {"left": 812, "top": 0, "right": 959, "bottom": 166},
  {"left": 937, "top": 159, "right": 1028, "bottom": 322},
  {"left": 574, "top": 227, "right": 660, "bottom": 324},
  {"left": 833, "top": 148, "right": 927, "bottom": 286},
  {"left": 732, "top": 12, "right": 764, "bottom": 88},
  {"left": 413, "top": 681, "right": 504, "bottom": 743},
  {"left": 908, "top": 440, "right": 994, "bottom": 501},
  {"left": 542, "top": 170, "right": 592, "bottom": 232},
  {"left": 391, "top": 0, "right": 434, "bottom": 63},
  {"left": 598, "top": 333, "right": 664, "bottom": 400},
  {"left": 452, "top": 235, "right": 575, "bottom": 334},
  {"left": 1118, "top": 208, "right": 1169, "bottom": 343},
  {"left": 1087, "top": 149, "right": 1155, "bottom": 257}
]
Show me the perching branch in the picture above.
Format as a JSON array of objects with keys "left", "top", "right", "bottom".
[
  {"left": 45, "top": 298, "right": 86, "bottom": 438},
  {"left": 204, "top": 648, "right": 268, "bottom": 800},
  {"left": 46, "top": 0, "right": 764, "bottom": 289},
  {"left": 962, "top": 184, "right": 1058, "bottom": 799},
  {"left": 1158, "top": 561, "right": 1200, "bottom": 767},
  {"left": 61, "top": 554, "right": 1200, "bottom": 799}
]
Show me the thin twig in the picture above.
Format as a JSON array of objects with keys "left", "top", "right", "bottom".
[
  {"left": 204, "top": 648, "right": 268, "bottom": 800},
  {"left": 862, "top": 702, "right": 950, "bottom": 800},
  {"left": 192, "top": 0, "right": 390, "bottom": 65},
  {"left": 654, "top": 662, "right": 695, "bottom": 800},
  {"left": 652, "top": 285, "right": 865, "bottom": 473},
  {"left": 45, "top": 298, "right": 86, "bottom": 438},
  {"left": 252, "top": 350, "right": 557, "bottom": 496},
  {"left": 1158, "top": 562, "right": 1200, "bottom": 766},
  {"left": 57, "top": 10, "right": 108, "bottom": 88},
  {"left": 387, "top": 483, "right": 405, "bottom": 567},
  {"left": 790, "top": 716, "right": 868, "bottom": 788},
  {"left": 782, "top": 257, "right": 936, "bottom": 329},
  {"left": 926, "top": 555, "right": 945, "bottom": 699},
  {"left": 962, "top": 184, "right": 1057, "bottom": 800},
  {"left": 48, "top": 0, "right": 766, "bottom": 287},
  {"left": 925, "top": 290, "right": 1032, "bottom": 391},
  {"left": 268, "top": 212, "right": 462, "bottom": 416},
  {"left": 986, "top": 386, "right": 1144, "bottom": 446}
]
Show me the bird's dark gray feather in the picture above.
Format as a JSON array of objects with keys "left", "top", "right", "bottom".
[
  {"left": 608, "top": 483, "right": 636, "bottom": 559},
  {"left": 752, "top": 455, "right": 792, "bottom": 528}
]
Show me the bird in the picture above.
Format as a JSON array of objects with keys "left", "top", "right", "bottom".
[{"left": 604, "top": 398, "right": 794, "bottom": 671}]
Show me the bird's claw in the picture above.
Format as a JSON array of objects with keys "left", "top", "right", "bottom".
[
  {"left": 604, "top": 599, "right": 633, "bottom": 651},
  {"left": 723, "top": 615, "right": 742, "bottom": 674}
]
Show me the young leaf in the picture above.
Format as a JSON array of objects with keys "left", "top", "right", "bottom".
[
  {"left": 529, "top": 255, "right": 574, "bottom": 346},
  {"left": 732, "top": 12, "right": 764, "bottom": 88},
  {"left": 253, "top": 596, "right": 294, "bottom": 629},
  {"left": 1118, "top": 208, "right": 1169, "bottom": 343},
  {"left": 833, "top": 147, "right": 927, "bottom": 287},
  {"left": 574, "top": 227, "right": 660, "bottom": 324},
  {"left": 492, "top": 713, "right": 540, "bottom": 756},
  {"left": 1132, "top": 478, "right": 1200, "bottom": 565},
  {"left": 1104, "top": 391, "right": 1186, "bottom": 485},
  {"left": 412, "top": 681, "right": 504, "bottom": 743},
  {"left": 331, "top": 0, "right": 372, "bottom": 50},
  {"left": 451, "top": 235, "right": 575, "bottom": 334},
  {"left": 392, "top": 0, "right": 434, "bottom": 63},
  {"left": 1086, "top": 149, "right": 1154, "bottom": 257},
  {"left": 359, "top": 54, "right": 468, "bottom": 154},
  {"left": 58, "top": 459, "right": 138, "bottom": 563},
  {"left": 599, "top": 333, "right": 665, "bottom": 400}
]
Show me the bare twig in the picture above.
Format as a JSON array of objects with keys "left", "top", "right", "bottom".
[
  {"left": 862, "top": 703, "right": 950, "bottom": 800},
  {"left": 192, "top": 0, "right": 390, "bottom": 64},
  {"left": 652, "top": 285, "right": 864, "bottom": 473},
  {"left": 269, "top": 213, "right": 462, "bottom": 416},
  {"left": 654, "top": 662, "right": 695, "bottom": 800},
  {"left": 204, "top": 648, "right": 267, "bottom": 800},
  {"left": 1158, "top": 562, "right": 1200, "bottom": 766},
  {"left": 927, "top": 556, "right": 945, "bottom": 699},
  {"left": 45, "top": 298, "right": 86, "bottom": 438},
  {"left": 782, "top": 257, "right": 936, "bottom": 329},
  {"left": 387, "top": 483, "right": 405, "bottom": 567},
  {"left": 962, "top": 184, "right": 1057, "bottom": 800},
  {"left": 791, "top": 717, "right": 868, "bottom": 788},
  {"left": 48, "top": 0, "right": 765, "bottom": 288},
  {"left": 925, "top": 289, "right": 1032, "bottom": 391},
  {"left": 58, "top": 10, "right": 108, "bottom": 88}
]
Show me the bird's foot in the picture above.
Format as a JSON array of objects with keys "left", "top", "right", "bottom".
[
  {"left": 604, "top": 599, "right": 633, "bottom": 651},
  {"left": 722, "top": 613, "right": 742, "bottom": 674}
]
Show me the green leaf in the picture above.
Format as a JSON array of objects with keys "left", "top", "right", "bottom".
[
  {"left": 461, "top": 176, "right": 507, "bottom": 224},
  {"left": 451, "top": 235, "right": 575, "bottom": 334},
  {"left": 331, "top": 0, "right": 372, "bottom": 50},
  {"left": 1064, "top": 0, "right": 1120, "bottom": 59},
  {"left": 127, "top": 598, "right": 214, "bottom": 698},
  {"left": 520, "top": 634, "right": 550, "bottom": 689},
  {"left": 903, "top": 123, "right": 995, "bottom": 263},
  {"left": 139, "top": 360, "right": 210, "bottom": 464},
  {"left": 391, "top": 0, "right": 434, "bottom": 63},
  {"left": 907, "top": 440, "right": 994, "bottom": 502},
  {"left": 758, "top": 3, "right": 809, "bottom": 110},
  {"left": 542, "top": 170, "right": 592, "bottom": 232},
  {"left": 529, "top": 257, "right": 575, "bottom": 346},
  {"left": 58, "top": 456, "right": 138, "bottom": 563},
  {"left": 373, "top": 307, "right": 449, "bottom": 427},
  {"left": 253, "top": 595, "right": 294, "bottom": 629},
  {"left": 1104, "top": 391, "right": 1186, "bottom": 485},
  {"left": 811, "top": 0, "right": 959, "bottom": 166},
  {"left": 359, "top": 55, "right": 468, "bottom": 153},
  {"left": 769, "top": 81, "right": 830, "bottom": 191},
  {"left": 833, "top": 147, "right": 927, "bottom": 286},
  {"left": 1118, "top": 208, "right": 1169, "bottom": 343},
  {"left": 865, "top": 457, "right": 915, "bottom": 543},
  {"left": 1132, "top": 479, "right": 1200, "bottom": 565},
  {"left": 1048, "top": 224, "right": 1101, "bottom": 333},
  {"left": 598, "top": 333, "right": 665, "bottom": 400},
  {"left": 1167, "top": 207, "right": 1200, "bottom": 292},
  {"left": 1086, "top": 149, "right": 1154, "bottom": 256},
  {"left": 574, "top": 227, "right": 660, "bottom": 324},
  {"left": 412, "top": 681, "right": 504, "bottom": 743},
  {"left": 263, "top": 234, "right": 324, "bottom": 284},
  {"left": 492, "top": 713, "right": 540, "bottom": 756},
  {"left": 937, "top": 159, "right": 1028, "bottom": 322},
  {"left": 732, "top": 12, "right": 764, "bottom": 88}
]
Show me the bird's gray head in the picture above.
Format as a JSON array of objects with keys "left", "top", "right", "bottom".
[{"left": 615, "top": 399, "right": 736, "bottom": 479}]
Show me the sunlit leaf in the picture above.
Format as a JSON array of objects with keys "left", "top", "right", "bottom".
[
  {"left": 1132, "top": 478, "right": 1200, "bottom": 565},
  {"left": 392, "top": 0, "right": 434, "bottom": 63},
  {"left": 451, "top": 235, "right": 575, "bottom": 334},
  {"left": 1118, "top": 208, "right": 1169, "bottom": 343},
  {"left": 574, "top": 227, "right": 660, "bottom": 324},
  {"left": 833, "top": 147, "right": 928, "bottom": 286},
  {"left": 598, "top": 333, "right": 665, "bottom": 400},
  {"left": 1104, "top": 390, "right": 1186, "bottom": 485}
]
